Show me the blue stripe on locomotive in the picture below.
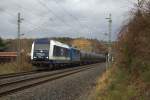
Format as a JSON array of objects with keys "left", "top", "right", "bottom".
[{"left": 70, "top": 48, "right": 80, "bottom": 61}]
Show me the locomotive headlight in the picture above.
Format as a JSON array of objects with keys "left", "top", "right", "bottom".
[
  {"left": 46, "top": 57, "right": 49, "bottom": 59},
  {"left": 33, "top": 56, "right": 37, "bottom": 58}
]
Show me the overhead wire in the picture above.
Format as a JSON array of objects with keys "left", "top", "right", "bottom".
[
  {"left": 53, "top": 0, "right": 90, "bottom": 31},
  {"left": 53, "top": 0, "right": 102, "bottom": 38},
  {"left": 37, "top": 0, "right": 82, "bottom": 35},
  {"left": 5, "top": 2, "right": 58, "bottom": 35},
  {"left": 2, "top": 0, "right": 95, "bottom": 37}
]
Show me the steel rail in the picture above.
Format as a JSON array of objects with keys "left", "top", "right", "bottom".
[
  {"left": 0, "top": 63, "right": 99, "bottom": 97},
  {"left": 0, "top": 71, "right": 37, "bottom": 79}
]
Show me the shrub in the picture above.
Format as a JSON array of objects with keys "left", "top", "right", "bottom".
[{"left": 116, "top": 0, "right": 150, "bottom": 75}]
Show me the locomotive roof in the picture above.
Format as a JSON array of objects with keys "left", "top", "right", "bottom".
[
  {"left": 34, "top": 38, "right": 70, "bottom": 48},
  {"left": 34, "top": 38, "right": 50, "bottom": 44},
  {"left": 50, "top": 40, "right": 70, "bottom": 48}
]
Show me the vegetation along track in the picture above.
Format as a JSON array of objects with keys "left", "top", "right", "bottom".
[{"left": 0, "top": 63, "right": 101, "bottom": 97}]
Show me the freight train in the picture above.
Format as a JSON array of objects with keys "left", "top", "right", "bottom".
[{"left": 31, "top": 38, "right": 105, "bottom": 70}]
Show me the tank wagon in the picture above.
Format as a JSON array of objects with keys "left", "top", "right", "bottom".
[{"left": 31, "top": 38, "right": 105, "bottom": 69}]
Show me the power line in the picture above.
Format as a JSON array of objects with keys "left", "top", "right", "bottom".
[
  {"left": 53, "top": 0, "right": 89, "bottom": 30},
  {"left": 2, "top": 10, "right": 68, "bottom": 37},
  {"left": 23, "top": 17, "right": 52, "bottom": 34},
  {"left": 37, "top": 0, "right": 70, "bottom": 27},
  {"left": 10, "top": 1, "right": 66, "bottom": 35},
  {"left": 37, "top": 0, "right": 82, "bottom": 34},
  {"left": 2, "top": 9, "right": 54, "bottom": 35},
  {"left": 2, "top": 0, "right": 93, "bottom": 37},
  {"left": 53, "top": 0, "right": 97, "bottom": 35},
  {"left": 1, "top": 1, "right": 52, "bottom": 33},
  {"left": 1, "top": 11, "right": 41, "bottom": 34}
]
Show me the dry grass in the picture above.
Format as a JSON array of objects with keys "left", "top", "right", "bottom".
[
  {"left": 0, "top": 58, "right": 32, "bottom": 75},
  {"left": 0, "top": 62, "right": 32, "bottom": 75},
  {"left": 0, "top": 63, "right": 18, "bottom": 75},
  {"left": 88, "top": 66, "right": 115, "bottom": 100},
  {"left": 88, "top": 64, "right": 150, "bottom": 100},
  {"left": 0, "top": 52, "right": 34, "bottom": 74}
]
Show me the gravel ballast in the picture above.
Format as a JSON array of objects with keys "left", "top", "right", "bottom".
[{"left": 0, "top": 63, "right": 106, "bottom": 100}]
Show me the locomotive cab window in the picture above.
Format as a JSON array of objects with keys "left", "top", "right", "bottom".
[{"left": 53, "top": 45, "right": 69, "bottom": 57}]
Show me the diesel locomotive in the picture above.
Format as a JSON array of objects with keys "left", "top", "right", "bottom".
[{"left": 31, "top": 38, "right": 105, "bottom": 69}]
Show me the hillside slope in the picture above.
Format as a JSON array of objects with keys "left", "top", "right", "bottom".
[{"left": 89, "top": 1, "right": 150, "bottom": 100}]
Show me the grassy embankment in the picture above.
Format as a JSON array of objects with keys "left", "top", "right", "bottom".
[
  {"left": 90, "top": 1, "right": 150, "bottom": 100},
  {"left": 90, "top": 64, "right": 150, "bottom": 100}
]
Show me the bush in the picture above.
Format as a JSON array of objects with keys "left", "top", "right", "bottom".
[
  {"left": 0, "top": 37, "right": 7, "bottom": 51},
  {"left": 117, "top": 0, "right": 150, "bottom": 74},
  {"left": 90, "top": 1, "right": 150, "bottom": 100}
]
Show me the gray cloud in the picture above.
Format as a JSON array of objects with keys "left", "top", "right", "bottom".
[{"left": 0, "top": 0, "right": 135, "bottom": 40}]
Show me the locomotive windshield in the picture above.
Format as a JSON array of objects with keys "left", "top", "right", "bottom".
[
  {"left": 34, "top": 44, "right": 49, "bottom": 51},
  {"left": 34, "top": 38, "right": 50, "bottom": 50},
  {"left": 33, "top": 44, "right": 49, "bottom": 60},
  {"left": 33, "top": 39, "right": 50, "bottom": 60}
]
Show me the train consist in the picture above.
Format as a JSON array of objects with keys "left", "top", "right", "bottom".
[{"left": 31, "top": 38, "right": 105, "bottom": 69}]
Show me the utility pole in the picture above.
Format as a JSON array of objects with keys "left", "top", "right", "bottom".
[
  {"left": 17, "top": 12, "right": 23, "bottom": 70},
  {"left": 106, "top": 13, "right": 112, "bottom": 68}
]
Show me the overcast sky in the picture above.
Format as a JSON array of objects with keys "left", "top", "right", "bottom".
[{"left": 0, "top": 0, "right": 136, "bottom": 40}]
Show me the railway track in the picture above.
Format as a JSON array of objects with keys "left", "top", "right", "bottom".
[
  {"left": 0, "top": 63, "right": 99, "bottom": 97},
  {"left": 0, "top": 71, "right": 37, "bottom": 79}
]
